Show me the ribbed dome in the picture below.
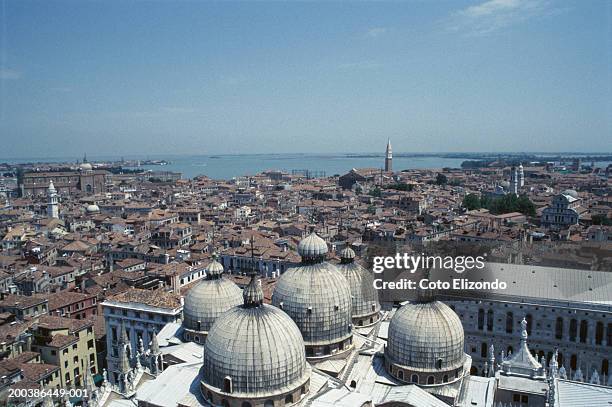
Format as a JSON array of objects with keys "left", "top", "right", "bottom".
[
  {"left": 272, "top": 262, "right": 352, "bottom": 347},
  {"left": 339, "top": 246, "right": 355, "bottom": 261},
  {"left": 202, "top": 302, "right": 310, "bottom": 398},
  {"left": 183, "top": 277, "right": 242, "bottom": 333},
  {"left": 336, "top": 254, "right": 380, "bottom": 323},
  {"left": 386, "top": 301, "right": 465, "bottom": 372},
  {"left": 206, "top": 257, "right": 225, "bottom": 278},
  {"left": 297, "top": 232, "right": 328, "bottom": 261}
]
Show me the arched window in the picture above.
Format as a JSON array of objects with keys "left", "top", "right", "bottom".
[
  {"left": 358, "top": 320, "right": 363, "bottom": 326},
  {"left": 555, "top": 317, "right": 563, "bottom": 339},
  {"left": 570, "top": 354, "right": 577, "bottom": 370},
  {"left": 579, "top": 320, "right": 588, "bottom": 343},
  {"left": 506, "top": 312, "right": 514, "bottom": 334},
  {"left": 285, "top": 394, "right": 293, "bottom": 403},
  {"left": 602, "top": 359, "right": 609, "bottom": 376},
  {"left": 478, "top": 309, "right": 485, "bottom": 330},
  {"left": 350, "top": 380, "right": 357, "bottom": 388},
  {"left": 436, "top": 359, "right": 443, "bottom": 369},
  {"left": 398, "top": 370, "right": 404, "bottom": 380},
  {"left": 223, "top": 376, "right": 232, "bottom": 393},
  {"left": 470, "top": 366, "right": 477, "bottom": 375},
  {"left": 411, "top": 374, "right": 418, "bottom": 383},
  {"left": 443, "top": 375, "right": 448, "bottom": 383},
  {"left": 569, "top": 319, "right": 578, "bottom": 341},
  {"left": 595, "top": 322, "right": 604, "bottom": 345},
  {"left": 558, "top": 352, "right": 564, "bottom": 366},
  {"left": 264, "top": 401, "right": 274, "bottom": 407},
  {"left": 507, "top": 345, "right": 514, "bottom": 355},
  {"left": 427, "top": 376, "right": 435, "bottom": 385},
  {"left": 481, "top": 343, "right": 488, "bottom": 358}
]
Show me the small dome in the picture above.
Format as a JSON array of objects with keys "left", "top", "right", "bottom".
[
  {"left": 336, "top": 250, "right": 380, "bottom": 325},
  {"left": 80, "top": 162, "right": 93, "bottom": 171},
  {"left": 202, "top": 276, "right": 310, "bottom": 401},
  {"left": 562, "top": 189, "right": 579, "bottom": 199},
  {"left": 183, "top": 272, "right": 242, "bottom": 333},
  {"left": 48, "top": 181, "right": 56, "bottom": 193},
  {"left": 86, "top": 204, "right": 100, "bottom": 213},
  {"left": 297, "top": 232, "right": 328, "bottom": 261},
  {"left": 339, "top": 246, "right": 355, "bottom": 261},
  {"left": 206, "top": 256, "right": 225, "bottom": 278},
  {"left": 386, "top": 301, "right": 465, "bottom": 372}
]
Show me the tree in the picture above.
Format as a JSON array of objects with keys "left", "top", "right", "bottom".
[
  {"left": 592, "top": 214, "right": 612, "bottom": 226},
  {"left": 369, "top": 187, "right": 382, "bottom": 198},
  {"left": 386, "top": 182, "right": 413, "bottom": 192},
  {"left": 435, "top": 173, "right": 448, "bottom": 185},
  {"left": 484, "top": 194, "right": 536, "bottom": 216},
  {"left": 462, "top": 194, "right": 481, "bottom": 210}
]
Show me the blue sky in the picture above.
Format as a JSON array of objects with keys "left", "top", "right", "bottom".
[{"left": 0, "top": 0, "right": 610, "bottom": 158}]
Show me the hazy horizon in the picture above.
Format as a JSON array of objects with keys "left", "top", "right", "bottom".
[{"left": 1, "top": 1, "right": 611, "bottom": 157}]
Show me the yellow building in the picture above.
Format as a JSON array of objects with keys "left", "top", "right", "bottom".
[{"left": 30, "top": 315, "right": 97, "bottom": 387}]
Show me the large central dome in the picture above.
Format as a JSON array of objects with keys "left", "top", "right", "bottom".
[
  {"left": 272, "top": 232, "right": 353, "bottom": 359},
  {"left": 385, "top": 300, "right": 466, "bottom": 386},
  {"left": 202, "top": 275, "right": 311, "bottom": 406}
]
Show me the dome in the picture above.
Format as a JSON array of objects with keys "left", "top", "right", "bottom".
[
  {"left": 80, "top": 162, "right": 93, "bottom": 171},
  {"left": 272, "top": 232, "right": 353, "bottom": 358},
  {"left": 182, "top": 258, "right": 242, "bottom": 335},
  {"left": 386, "top": 301, "right": 465, "bottom": 376},
  {"left": 297, "top": 231, "right": 328, "bottom": 261},
  {"left": 562, "top": 189, "right": 579, "bottom": 199},
  {"left": 336, "top": 247, "right": 380, "bottom": 327},
  {"left": 86, "top": 204, "right": 100, "bottom": 213},
  {"left": 202, "top": 276, "right": 310, "bottom": 404},
  {"left": 338, "top": 246, "right": 355, "bottom": 260}
]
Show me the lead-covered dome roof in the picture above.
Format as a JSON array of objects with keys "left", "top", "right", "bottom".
[
  {"left": 297, "top": 232, "right": 328, "bottom": 261},
  {"left": 182, "top": 258, "right": 242, "bottom": 333},
  {"left": 386, "top": 301, "right": 465, "bottom": 372},
  {"left": 337, "top": 247, "right": 380, "bottom": 320},
  {"left": 202, "top": 276, "right": 310, "bottom": 398},
  {"left": 272, "top": 232, "right": 352, "bottom": 346}
]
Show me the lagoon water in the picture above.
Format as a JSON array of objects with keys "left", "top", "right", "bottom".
[
  {"left": 6, "top": 153, "right": 609, "bottom": 180},
  {"left": 3, "top": 154, "right": 466, "bottom": 180},
  {"left": 136, "top": 154, "right": 467, "bottom": 179}
]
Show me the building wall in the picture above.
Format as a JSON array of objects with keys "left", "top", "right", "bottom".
[
  {"left": 36, "top": 326, "right": 97, "bottom": 387},
  {"left": 103, "top": 302, "right": 181, "bottom": 385},
  {"left": 446, "top": 297, "right": 611, "bottom": 378}
]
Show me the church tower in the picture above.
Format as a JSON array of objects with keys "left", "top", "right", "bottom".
[
  {"left": 384, "top": 139, "right": 392, "bottom": 172},
  {"left": 510, "top": 166, "right": 519, "bottom": 196},
  {"left": 519, "top": 163, "right": 525, "bottom": 187},
  {"left": 47, "top": 181, "right": 59, "bottom": 219}
]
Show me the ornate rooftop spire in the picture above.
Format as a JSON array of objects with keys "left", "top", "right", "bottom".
[
  {"left": 243, "top": 237, "right": 264, "bottom": 308},
  {"left": 500, "top": 316, "right": 544, "bottom": 378},
  {"left": 150, "top": 330, "right": 160, "bottom": 355}
]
